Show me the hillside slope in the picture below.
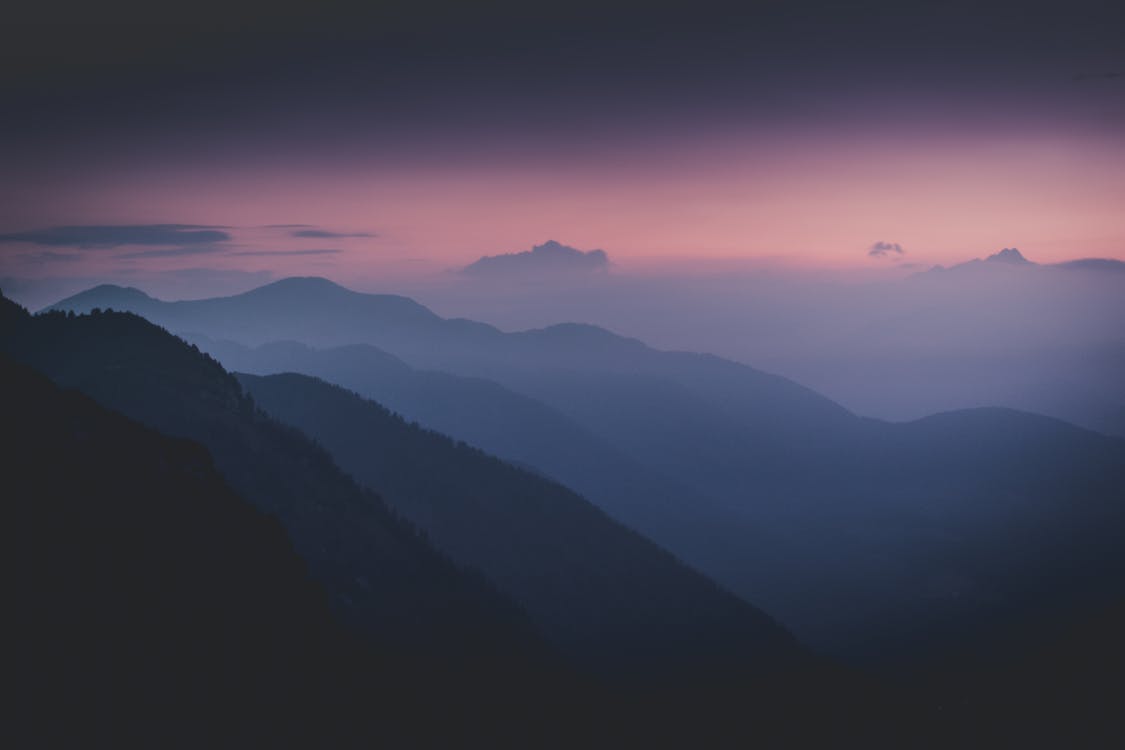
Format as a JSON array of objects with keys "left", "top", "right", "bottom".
[{"left": 238, "top": 371, "right": 798, "bottom": 677}]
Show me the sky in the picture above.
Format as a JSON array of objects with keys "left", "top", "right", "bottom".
[{"left": 2, "top": 0, "right": 1124, "bottom": 301}]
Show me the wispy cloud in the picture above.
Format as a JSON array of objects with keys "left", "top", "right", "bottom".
[
  {"left": 229, "top": 248, "right": 343, "bottom": 257},
  {"left": 0, "top": 224, "right": 231, "bottom": 248},
  {"left": 291, "top": 229, "right": 376, "bottom": 239},
  {"left": 868, "top": 241, "right": 905, "bottom": 258},
  {"left": 19, "top": 251, "right": 85, "bottom": 264},
  {"left": 116, "top": 244, "right": 229, "bottom": 259}
]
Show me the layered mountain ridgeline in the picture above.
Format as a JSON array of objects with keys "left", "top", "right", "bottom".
[
  {"left": 237, "top": 371, "right": 796, "bottom": 678},
  {"left": 49, "top": 278, "right": 1125, "bottom": 666},
  {"left": 46, "top": 277, "right": 460, "bottom": 349},
  {"left": 9, "top": 289, "right": 1124, "bottom": 743},
  {"left": 0, "top": 354, "right": 572, "bottom": 746},
  {"left": 189, "top": 336, "right": 763, "bottom": 587},
  {"left": 0, "top": 296, "right": 550, "bottom": 675},
  {"left": 0, "top": 293, "right": 913, "bottom": 745}
]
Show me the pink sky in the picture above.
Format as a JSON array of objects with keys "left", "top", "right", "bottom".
[{"left": 3, "top": 124, "right": 1123, "bottom": 293}]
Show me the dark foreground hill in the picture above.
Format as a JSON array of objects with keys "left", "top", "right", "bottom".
[
  {"left": 0, "top": 354, "right": 585, "bottom": 747},
  {"left": 4, "top": 354, "right": 361, "bottom": 745},
  {"left": 0, "top": 298, "right": 545, "bottom": 669}
]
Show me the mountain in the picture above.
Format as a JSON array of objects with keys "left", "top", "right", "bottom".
[
  {"left": 187, "top": 336, "right": 768, "bottom": 587},
  {"left": 2, "top": 353, "right": 599, "bottom": 746},
  {"left": 988, "top": 247, "right": 1032, "bottom": 264},
  {"left": 44, "top": 278, "right": 1125, "bottom": 664},
  {"left": 237, "top": 371, "right": 798, "bottom": 678},
  {"left": 463, "top": 240, "right": 610, "bottom": 276},
  {"left": 0, "top": 297, "right": 549, "bottom": 671},
  {"left": 0, "top": 292, "right": 918, "bottom": 746},
  {"left": 3, "top": 354, "right": 375, "bottom": 744},
  {"left": 47, "top": 277, "right": 453, "bottom": 348},
  {"left": 924, "top": 247, "right": 1125, "bottom": 275}
]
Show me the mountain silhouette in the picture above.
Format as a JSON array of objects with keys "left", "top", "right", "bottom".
[
  {"left": 987, "top": 247, "right": 1032, "bottom": 264},
  {"left": 44, "top": 278, "right": 1125, "bottom": 664},
  {"left": 11, "top": 285, "right": 1125, "bottom": 743},
  {"left": 187, "top": 335, "right": 766, "bottom": 586},
  {"left": 1, "top": 353, "right": 595, "bottom": 746},
  {"left": 237, "top": 370, "right": 799, "bottom": 678},
  {"left": 4, "top": 354, "right": 368, "bottom": 744},
  {"left": 0, "top": 297, "right": 549, "bottom": 669},
  {"left": 922, "top": 247, "right": 1125, "bottom": 275},
  {"left": 0, "top": 290, "right": 930, "bottom": 746}
]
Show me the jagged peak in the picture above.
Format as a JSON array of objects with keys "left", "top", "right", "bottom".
[{"left": 986, "top": 247, "right": 1031, "bottom": 264}]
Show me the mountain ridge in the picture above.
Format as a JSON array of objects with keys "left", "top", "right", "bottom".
[
  {"left": 40, "top": 277, "right": 1125, "bottom": 664},
  {"left": 237, "top": 370, "right": 801, "bottom": 678}
]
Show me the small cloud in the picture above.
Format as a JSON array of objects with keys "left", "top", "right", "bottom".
[
  {"left": 20, "top": 251, "right": 85, "bottom": 264},
  {"left": 868, "top": 241, "right": 905, "bottom": 259},
  {"left": 463, "top": 240, "right": 610, "bottom": 277},
  {"left": 229, "top": 248, "right": 343, "bottom": 257},
  {"left": 0, "top": 224, "right": 231, "bottom": 248},
  {"left": 291, "top": 229, "right": 376, "bottom": 239}
]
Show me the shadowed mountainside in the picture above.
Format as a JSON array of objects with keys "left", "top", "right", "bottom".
[
  {"left": 0, "top": 353, "right": 592, "bottom": 747},
  {"left": 191, "top": 336, "right": 765, "bottom": 589},
  {"left": 0, "top": 296, "right": 549, "bottom": 670},
  {"left": 8, "top": 286, "right": 1125, "bottom": 744},
  {"left": 0, "top": 291, "right": 922, "bottom": 746},
  {"left": 4, "top": 354, "right": 374, "bottom": 745},
  {"left": 45, "top": 278, "right": 1125, "bottom": 664},
  {"left": 237, "top": 370, "right": 798, "bottom": 678}
]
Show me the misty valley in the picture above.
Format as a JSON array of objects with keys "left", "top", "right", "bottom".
[{"left": 3, "top": 270, "right": 1122, "bottom": 747}]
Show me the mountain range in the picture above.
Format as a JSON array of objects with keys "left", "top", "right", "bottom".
[
  {"left": 3, "top": 291, "right": 893, "bottom": 746},
  {"left": 924, "top": 247, "right": 1125, "bottom": 275},
  {"left": 6, "top": 279, "right": 1124, "bottom": 743},
  {"left": 47, "top": 278, "right": 1125, "bottom": 663}
]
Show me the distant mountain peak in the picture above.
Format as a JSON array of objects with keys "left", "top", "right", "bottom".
[
  {"left": 251, "top": 276, "right": 351, "bottom": 295},
  {"left": 986, "top": 247, "right": 1031, "bottom": 264},
  {"left": 463, "top": 241, "right": 610, "bottom": 276},
  {"left": 44, "top": 284, "right": 156, "bottom": 313}
]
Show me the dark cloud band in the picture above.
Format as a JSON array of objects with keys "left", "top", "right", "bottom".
[
  {"left": 0, "top": 225, "right": 231, "bottom": 248},
  {"left": 291, "top": 229, "right": 376, "bottom": 239}
]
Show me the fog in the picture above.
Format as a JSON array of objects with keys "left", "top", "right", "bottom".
[
  {"left": 32, "top": 256, "right": 1125, "bottom": 662},
  {"left": 394, "top": 259, "right": 1125, "bottom": 435}
]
